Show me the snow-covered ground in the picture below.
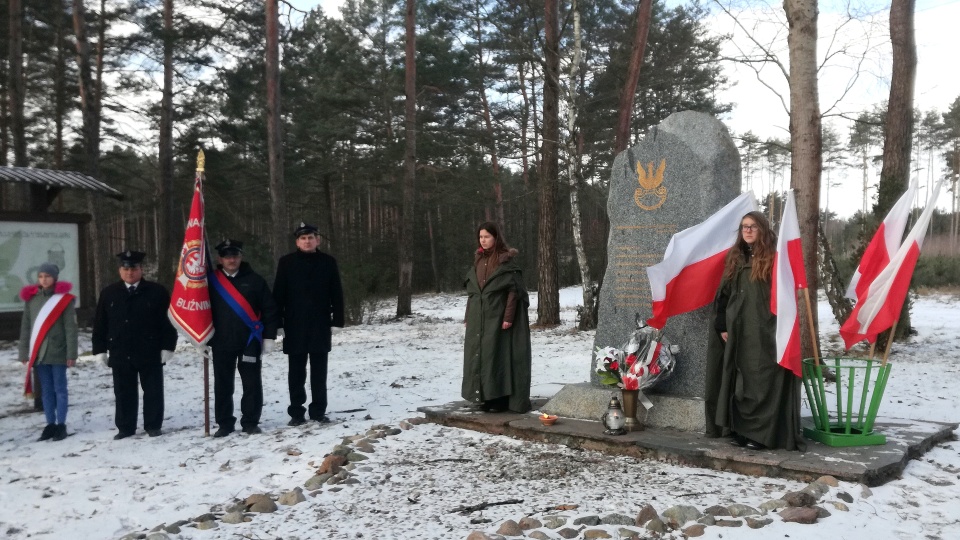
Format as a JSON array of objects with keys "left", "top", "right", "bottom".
[{"left": 0, "top": 287, "right": 957, "bottom": 540}]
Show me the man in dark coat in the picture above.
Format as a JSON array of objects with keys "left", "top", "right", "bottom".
[
  {"left": 92, "top": 250, "right": 178, "bottom": 439},
  {"left": 273, "top": 222, "right": 344, "bottom": 425},
  {"left": 208, "top": 239, "right": 279, "bottom": 437}
]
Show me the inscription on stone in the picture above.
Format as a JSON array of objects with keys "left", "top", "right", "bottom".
[{"left": 612, "top": 225, "right": 677, "bottom": 310}]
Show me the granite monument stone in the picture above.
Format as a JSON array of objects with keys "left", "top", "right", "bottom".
[{"left": 543, "top": 111, "right": 741, "bottom": 431}]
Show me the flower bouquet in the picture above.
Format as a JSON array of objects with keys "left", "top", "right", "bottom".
[{"left": 595, "top": 325, "right": 676, "bottom": 392}]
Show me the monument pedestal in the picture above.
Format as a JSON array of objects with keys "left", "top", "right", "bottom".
[{"left": 542, "top": 382, "right": 705, "bottom": 432}]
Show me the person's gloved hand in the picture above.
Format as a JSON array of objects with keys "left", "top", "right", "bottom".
[
  {"left": 161, "top": 350, "right": 174, "bottom": 364},
  {"left": 94, "top": 353, "right": 108, "bottom": 367},
  {"left": 262, "top": 339, "right": 275, "bottom": 355}
]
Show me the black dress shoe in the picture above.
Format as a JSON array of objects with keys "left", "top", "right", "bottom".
[
  {"left": 52, "top": 424, "right": 67, "bottom": 441},
  {"left": 146, "top": 429, "right": 162, "bottom": 437},
  {"left": 38, "top": 424, "right": 56, "bottom": 442},
  {"left": 114, "top": 431, "right": 135, "bottom": 440},
  {"left": 481, "top": 397, "right": 509, "bottom": 412},
  {"left": 745, "top": 441, "right": 766, "bottom": 450},
  {"left": 242, "top": 425, "right": 263, "bottom": 435},
  {"left": 288, "top": 417, "right": 307, "bottom": 426},
  {"left": 213, "top": 426, "right": 234, "bottom": 438},
  {"left": 311, "top": 415, "right": 331, "bottom": 424},
  {"left": 729, "top": 434, "right": 747, "bottom": 447}
]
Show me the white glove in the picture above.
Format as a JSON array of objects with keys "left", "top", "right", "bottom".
[
  {"left": 262, "top": 339, "right": 275, "bottom": 355},
  {"left": 95, "top": 353, "right": 108, "bottom": 367},
  {"left": 161, "top": 350, "right": 174, "bottom": 364}
]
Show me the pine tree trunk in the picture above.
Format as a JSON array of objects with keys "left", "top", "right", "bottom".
[
  {"left": 470, "top": 11, "right": 503, "bottom": 226},
  {"left": 54, "top": 2, "right": 67, "bottom": 172},
  {"left": 73, "top": 0, "right": 104, "bottom": 288},
  {"left": 427, "top": 208, "right": 439, "bottom": 293},
  {"left": 8, "top": 0, "right": 26, "bottom": 168},
  {"left": 157, "top": 0, "right": 175, "bottom": 287},
  {"left": 818, "top": 223, "right": 852, "bottom": 334},
  {"left": 564, "top": 0, "right": 595, "bottom": 330},
  {"left": 0, "top": 75, "right": 8, "bottom": 167},
  {"left": 613, "top": 0, "right": 653, "bottom": 155},
  {"left": 518, "top": 61, "right": 533, "bottom": 263},
  {"left": 537, "top": 0, "right": 561, "bottom": 326},
  {"left": 266, "top": 0, "right": 287, "bottom": 261},
  {"left": 7, "top": 0, "right": 42, "bottom": 211},
  {"left": 396, "top": 0, "right": 416, "bottom": 318},
  {"left": 876, "top": 0, "right": 917, "bottom": 340},
  {"left": 784, "top": 0, "right": 822, "bottom": 359}
]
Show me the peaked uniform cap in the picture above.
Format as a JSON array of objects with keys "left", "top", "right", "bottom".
[
  {"left": 116, "top": 250, "right": 146, "bottom": 267},
  {"left": 293, "top": 222, "right": 319, "bottom": 237},
  {"left": 215, "top": 239, "right": 244, "bottom": 256}
]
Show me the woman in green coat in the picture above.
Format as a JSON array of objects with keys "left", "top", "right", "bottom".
[
  {"left": 704, "top": 212, "right": 804, "bottom": 451},
  {"left": 19, "top": 263, "right": 78, "bottom": 442},
  {"left": 462, "top": 222, "right": 532, "bottom": 413}
]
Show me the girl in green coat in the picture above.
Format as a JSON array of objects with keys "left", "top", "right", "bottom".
[
  {"left": 462, "top": 222, "right": 532, "bottom": 413},
  {"left": 705, "top": 212, "right": 804, "bottom": 451},
  {"left": 19, "top": 263, "right": 78, "bottom": 442}
]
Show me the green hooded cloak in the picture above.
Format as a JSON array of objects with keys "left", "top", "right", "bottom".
[
  {"left": 462, "top": 251, "right": 532, "bottom": 413},
  {"left": 705, "top": 261, "right": 805, "bottom": 451}
]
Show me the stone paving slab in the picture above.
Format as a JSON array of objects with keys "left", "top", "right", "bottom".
[{"left": 418, "top": 400, "right": 957, "bottom": 487}]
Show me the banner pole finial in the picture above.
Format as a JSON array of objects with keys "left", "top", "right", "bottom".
[{"left": 197, "top": 149, "right": 205, "bottom": 173}]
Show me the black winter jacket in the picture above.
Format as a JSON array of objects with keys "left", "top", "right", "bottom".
[
  {"left": 209, "top": 261, "right": 279, "bottom": 354},
  {"left": 92, "top": 280, "right": 179, "bottom": 367},
  {"left": 273, "top": 249, "right": 344, "bottom": 354}
]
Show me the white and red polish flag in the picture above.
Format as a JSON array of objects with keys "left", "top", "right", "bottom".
[
  {"left": 845, "top": 180, "right": 918, "bottom": 301},
  {"left": 771, "top": 190, "right": 806, "bottom": 376},
  {"left": 168, "top": 172, "right": 214, "bottom": 347},
  {"left": 646, "top": 191, "right": 759, "bottom": 329},
  {"left": 840, "top": 179, "right": 944, "bottom": 349}
]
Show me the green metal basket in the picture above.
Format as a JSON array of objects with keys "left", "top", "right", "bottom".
[{"left": 801, "top": 357, "right": 891, "bottom": 447}]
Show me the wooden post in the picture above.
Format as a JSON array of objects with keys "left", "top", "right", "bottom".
[
  {"left": 880, "top": 321, "right": 899, "bottom": 367},
  {"left": 203, "top": 346, "right": 210, "bottom": 435},
  {"left": 801, "top": 288, "right": 820, "bottom": 365}
]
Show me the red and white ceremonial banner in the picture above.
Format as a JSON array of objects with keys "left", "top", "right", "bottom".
[
  {"left": 840, "top": 179, "right": 944, "bottom": 349},
  {"left": 168, "top": 174, "right": 214, "bottom": 347},
  {"left": 845, "top": 180, "right": 918, "bottom": 301},
  {"left": 646, "top": 191, "right": 759, "bottom": 329},
  {"left": 771, "top": 190, "right": 806, "bottom": 376}
]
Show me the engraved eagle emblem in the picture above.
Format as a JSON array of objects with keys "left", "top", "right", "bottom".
[{"left": 634, "top": 159, "right": 667, "bottom": 210}]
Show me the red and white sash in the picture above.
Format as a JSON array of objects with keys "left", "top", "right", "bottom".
[{"left": 24, "top": 293, "right": 75, "bottom": 397}]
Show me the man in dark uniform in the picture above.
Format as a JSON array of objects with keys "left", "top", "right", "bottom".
[
  {"left": 208, "top": 239, "right": 279, "bottom": 437},
  {"left": 273, "top": 222, "right": 344, "bottom": 425},
  {"left": 92, "top": 250, "right": 178, "bottom": 439}
]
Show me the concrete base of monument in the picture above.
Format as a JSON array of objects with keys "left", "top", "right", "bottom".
[
  {"left": 417, "top": 399, "right": 957, "bottom": 487},
  {"left": 537, "top": 382, "right": 706, "bottom": 432}
]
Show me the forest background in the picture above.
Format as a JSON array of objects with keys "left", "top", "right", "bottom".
[{"left": 1, "top": 0, "right": 959, "bottom": 328}]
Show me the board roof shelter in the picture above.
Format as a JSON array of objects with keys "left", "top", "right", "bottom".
[{"left": 0, "top": 165, "right": 123, "bottom": 209}]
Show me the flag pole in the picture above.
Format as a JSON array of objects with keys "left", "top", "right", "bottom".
[
  {"left": 801, "top": 288, "right": 820, "bottom": 366},
  {"left": 197, "top": 150, "right": 210, "bottom": 436},
  {"left": 202, "top": 345, "right": 210, "bottom": 435},
  {"left": 880, "top": 321, "right": 898, "bottom": 367}
]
